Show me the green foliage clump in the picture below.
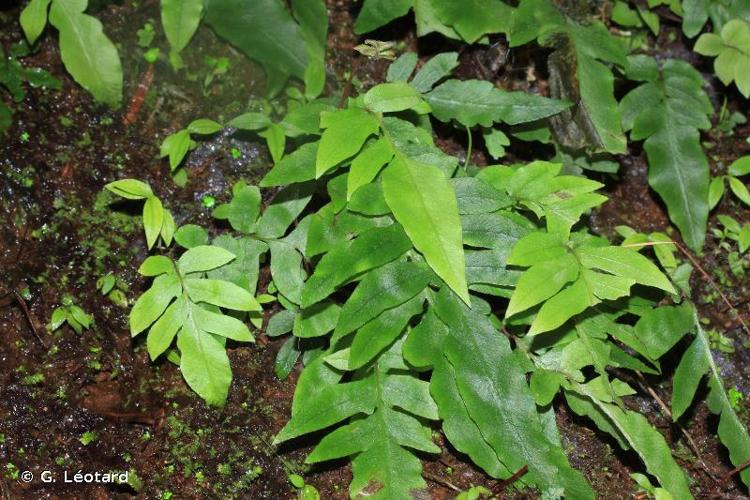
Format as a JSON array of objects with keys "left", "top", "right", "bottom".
[
  {"left": 695, "top": 19, "right": 750, "bottom": 97},
  {"left": 82, "top": 0, "right": 750, "bottom": 497}
]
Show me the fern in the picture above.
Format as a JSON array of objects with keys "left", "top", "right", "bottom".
[{"left": 619, "top": 55, "right": 713, "bottom": 251}]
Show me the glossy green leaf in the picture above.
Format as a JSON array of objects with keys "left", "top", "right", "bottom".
[
  {"left": 177, "top": 245, "right": 236, "bottom": 275},
  {"left": 161, "top": 0, "right": 203, "bottom": 56},
  {"left": 334, "top": 261, "right": 432, "bottom": 338},
  {"left": 301, "top": 223, "right": 412, "bottom": 307},
  {"left": 49, "top": 0, "right": 122, "bottom": 107},
  {"left": 316, "top": 107, "right": 379, "bottom": 177},
  {"left": 410, "top": 52, "right": 459, "bottom": 92},
  {"left": 204, "top": 0, "right": 308, "bottom": 81},
  {"left": 260, "top": 142, "right": 318, "bottom": 187},
  {"left": 177, "top": 316, "right": 232, "bottom": 406},
  {"left": 382, "top": 155, "right": 469, "bottom": 303},
  {"left": 425, "top": 79, "right": 570, "bottom": 128},
  {"left": 143, "top": 196, "right": 164, "bottom": 249},
  {"left": 695, "top": 20, "right": 750, "bottom": 97},
  {"left": 620, "top": 57, "right": 712, "bottom": 251},
  {"left": 185, "top": 278, "right": 261, "bottom": 311},
  {"left": 347, "top": 137, "right": 394, "bottom": 200},
  {"left": 430, "top": 0, "right": 511, "bottom": 42},
  {"left": 364, "top": 82, "right": 423, "bottom": 113},
  {"left": 355, "top": 0, "right": 412, "bottom": 33},
  {"left": 434, "top": 292, "right": 595, "bottom": 498},
  {"left": 20, "top": 0, "right": 51, "bottom": 45}
]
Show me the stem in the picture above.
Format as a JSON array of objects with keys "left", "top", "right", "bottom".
[{"left": 464, "top": 126, "right": 473, "bottom": 169}]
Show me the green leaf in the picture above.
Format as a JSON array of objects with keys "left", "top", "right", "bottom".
[
  {"left": 193, "top": 305, "right": 253, "bottom": 342},
  {"left": 274, "top": 379, "right": 376, "bottom": 442},
  {"left": 729, "top": 156, "right": 750, "bottom": 176},
  {"left": 506, "top": 253, "right": 579, "bottom": 318},
  {"left": 260, "top": 123, "right": 286, "bottom": 164},
  {"left": 260, "top": 142, "right": 318, "bottom": 187},
  {"left": 257, "top": 182, "right": 315, "bottom": 239},
  {"left": 266, "top": 309, "right": 296, "bottom": 337},
  {"left": 410, "top": 52, "right": 459, "bottom": 92},
  {"left": 139, "top": 255, "right": 174, "bottom": 276},
  {"left": 695, "top": 20, "right": 750, "bottom": 97},
  {"left": 671, "top": 335, "right": 710, "bottom": 420},
  {"left": 184, "top": 278, "right": 261, "bottom": 311},
  {"left": 20, "top": 0, "right": 51, "bottom": 45},
  {"left": 620, "top": 57, "right": 712, "bottom": 251},
  {"left": 269, "top": 241, "right": 306, "bottom": 305},
  {"left": 174, "top": 224, "right": 209, "bottom": 249},
  {"left": 294, "top": 301, "right": 341, "bottom": 338},
  {"left": 452, "top": 177, "right": 512, "bottom": 215},
  {"left": 105, "top": 179, "right": 153, "bottom": 199},
  {"left": 292, "top": 0, "right": 328, "bottom": 99},
  {"left": 143, "top": 196, "right": 164, "bottom": 250},
  {"left": 405, "top": 308, "right": 513, "bottom": 479},
  {"left": 364, "top": 82, "right": 423, "bottom": 113},
  {"left": 355, "top": 0, "right": 412, "bottom": 34},
  {"left": 160, "top": 129, "right": 192, "bottom": 170},
  {"left": 207, "top": 235, "right": 267, "bottom": 294},
  {"left": 708, "top": 176, "right": 725, "bottom": 210},
  {"left": 178, "top": 245, "right": 236, "bottom": 274},
  {"left": 382, "top": 155, "right": 469, "bottom": 303},
  {"left": 305, "top": 344, "right": 438, "bottom": 498},
  {"left": 275, "top": 337, "right": 301, "bottom": 379},
  {"left": 177, "top": 314, "right": 232, "bottom": 406},
  {"left": 508, "top": 231, "right": 567, "bottom": 267},
  {"left": 316, "top": 107, "right": 379, "bottom": 177},
  {"left": 386, "top": 52, "right": 417, "bottom": 82},
  {"left": 334, "top": 261, "right": 432, "bottom": 338},
  {"left": 430, "top": 0, "right": 511, "bottom": 42},
  {"left": 161, "top": 0, "right": 203, "bottom": 56},
  {"left": 225, "top": 183, "right": 261, "bottom": 234},
  {"left": 228, "top": 112, "right": 271, "bottom": 131},
  {"left": 645, "top": 128, "right": 710, "bottom": 252},
  {"left": 147, "top": 297, "right": 187, "bottom": 360},
  {"left": 187, "top": 118, "right": 222, "bottom": 135},
  {"left": 425, "top": 79, "right": 570, "bottom": 128},
  {"left": 48, "top": 0, "right": 122, "bottom": 107},
  {"left": 434, "top": 292, "right": 595, "bottom": 498},
  {"left": 729, "top": 176, "right": 750, "bottom": 206},
  {"left": 129, "top": 274, "right": 181, "bottom": 336},
  {"left": 529, "top": 277, "right": 596, "bottom": 335},
  {"left": 301, "top": 223, "right": 412, "bottom": 307},
  {"left": 576, "top": 245, "right": 676, "bottom": 294},
  {"left": 512, "top": 1, "right": 628, "bottom": 153},
  {"left": 347, "top": 138, "right": 394, "bottom": 200},
  {"left": 634, "top": 304, "right": 694, "bottom": 360},
  {"left": 348, "top": 295, "right": 424, "bottom": 368},
  {"left": 204, "top": 0, "right": 309, "bottom": 81},
  {"left": 569, "top": 383, "right": 692, "bottom": 498}
]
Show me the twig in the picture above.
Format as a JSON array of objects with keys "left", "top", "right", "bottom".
[
  {"left": 709, "top": 458, "right": 750, "bottom": 496},
  {"left": 123, "top": 63, "right": 155, "bottom": 125},
  {"left": 13, "top": 291, "right": 47, "bottom": 348},
  {"left": 423, "top": 472, "right": 461, "bottom": 492},
  {"left": 634, "top": 371, "right": 713, "bottom": 479},
  {"left": 492, "top": 465, "right": 528, "bottom": 494}
]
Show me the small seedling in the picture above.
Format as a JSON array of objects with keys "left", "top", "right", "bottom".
[{"left": 48, "top": 295, "right": 93, "bottom": 334}]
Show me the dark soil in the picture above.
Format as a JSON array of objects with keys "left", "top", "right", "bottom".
[{"left": 1, "top": 1, "right": 749, "bottom": 499}]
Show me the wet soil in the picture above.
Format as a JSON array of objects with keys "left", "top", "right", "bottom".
[{"left": 1, "top": 1, "right": 749, "bottom": 499}]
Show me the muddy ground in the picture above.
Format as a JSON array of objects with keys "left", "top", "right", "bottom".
[{"left": 1, "top": 1, "right": 749, "bottom": 499}]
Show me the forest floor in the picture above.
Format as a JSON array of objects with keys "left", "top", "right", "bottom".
[{"left": 0, "top": 1, "right": 749, "bottom": 498}]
